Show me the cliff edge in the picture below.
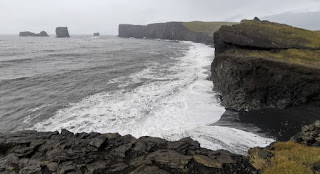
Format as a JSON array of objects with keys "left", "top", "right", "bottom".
[{"left": 211, "top": 19, "right": 320, "bottom": 111}]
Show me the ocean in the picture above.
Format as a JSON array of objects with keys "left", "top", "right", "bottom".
[{"left": 0, "top": 35, "right": 273, "bottom": 154}]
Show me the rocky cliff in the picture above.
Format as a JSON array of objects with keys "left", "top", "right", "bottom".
[
  {"left": 211, "top": 19, "right": 320, "bottom": 111},
  {"left": 19, "top": 31, "right": 49, "bottom": 37},
  {"left": 118, "top": 22, "right": 236, "bottom": 44},
  {"left": 56, "top": 27, "right": 70, "bottom": 38},
  {"left": 0, "top": 130, "right": 256, "bottom": 174}
]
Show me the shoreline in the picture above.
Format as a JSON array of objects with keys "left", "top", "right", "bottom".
[
  {"left": 30, "top": 40, "right": 273, "bottom": 155},
  {"left": 215, "top": 106, "right": 320, "bottom": 141}
]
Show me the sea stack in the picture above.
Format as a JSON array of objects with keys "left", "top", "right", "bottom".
[
  {"left": 211, "top": 19, "right": 320, "bottom": 111},
  {"left": 55, "top": 27, "right": 70, "bottom": 38},
  {"left": 19, "top": 31, "right": 49, "bottom": 37},
  {"left": 93, "top": 32, "right": 100, "bottom": 36}
]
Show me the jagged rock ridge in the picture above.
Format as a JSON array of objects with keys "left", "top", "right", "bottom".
[{"left": 0, "top": 130, "right": 257, "bottom": 174}]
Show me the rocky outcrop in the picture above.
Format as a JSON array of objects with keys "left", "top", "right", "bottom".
[
  {"left": 291, "top": 120, "right": 320, "bottom": 146},
  {"left": 0, "top": 130, "right": 257, "bottom": 174},
  {"left": 93, "top": 33, "right": 100, "bottom": 36},
  {"left": 19, "top": 31, "right": 49, "bottom": 37},
  {"left": 118, "top": 22, "right": 236, "bottom": 44},
  {"left": 211, "top": 19, "right": 320, "bottom": 111},
  {"left": 56, "top": 27, "right": 70, "bottom": 38}
]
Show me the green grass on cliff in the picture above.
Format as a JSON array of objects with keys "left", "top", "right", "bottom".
[
  {"left": 249, "top": 141, "right": 320, "bottom": 174},
  {"left": 240, "top": 20, "right": 320, "bottom": 49},
  {"left": 225, "top": 48, "right": 320, "bottom": 69},
  {"left": 183, "top": 21, "right": 237, "bottom": 33}
]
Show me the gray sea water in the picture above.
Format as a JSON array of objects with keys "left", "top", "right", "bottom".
[{"left": 0, "top": 35, "right": 273, "bottom": 154}]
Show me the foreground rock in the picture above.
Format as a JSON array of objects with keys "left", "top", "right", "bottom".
[
  {"left": 211, "top": 19, "right": 320, "bottom": 111},
  {"left": 119, "top": 22, "right": 236, "bottom": 44},
  {"left": 19, "top": 31, "right": 49, "bottom": 37},
  {"left": 56, "top": 27, "right": 70, "bottom": 38},
  {"left": 0, "top": 130, "right": 257, "bottom": 174}
]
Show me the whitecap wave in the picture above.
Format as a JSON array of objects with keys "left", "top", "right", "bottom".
[{"left": 33, "top": 42, "right": 274, "bottom": 154}]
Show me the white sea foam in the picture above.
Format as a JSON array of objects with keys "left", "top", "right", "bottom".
[{"left": 33, "top": 42, "right": 274, "bottom": 154}]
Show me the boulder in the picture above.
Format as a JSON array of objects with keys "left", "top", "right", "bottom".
[
  {"left": 253, "top": 17, "right": 260, "bottom": 21},
  {"left": 291, "top": 120, "right": 320, "bottom": 146},
  {"left": 93, "top": 32, "right": 100, "bottom": 36},
  {"left": 56, "top": 27, "right": 70, "bottom": 38},
  {"left": 211, "top": 19, "right": 320, "bottom": 111}
]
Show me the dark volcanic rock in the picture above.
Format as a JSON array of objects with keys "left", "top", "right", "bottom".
[
  {"left": 253, "top": 17, "right": 260, "bottom": 21},
  {"left": 19, "top": 31, "right": 49, "bottom": 37},
  {"left": 211, "top": 19, "right": 320, "bottom": 111},
  {"left": 93, "top": 32, "right": 100, "bottom": 36},
  {"left": 56, "top": 27, "right": 70, "bottom": 38},
  {"left": 0, "top": 131, "right": 257, "bottom": 174},
  {"left": 291, "top": 120, "right": 320, "bottom": 146},
  {"left": 119, "top": 22, "right": 213, "bottom": 44}
]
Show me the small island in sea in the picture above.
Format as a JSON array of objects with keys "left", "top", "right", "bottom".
[{"left": 19, "top": 31, "right": 49, "bottom": 37}]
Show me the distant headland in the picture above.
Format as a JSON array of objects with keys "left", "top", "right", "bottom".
[{"left": 118, "top": 21, "right": 237, "bottom": 44}]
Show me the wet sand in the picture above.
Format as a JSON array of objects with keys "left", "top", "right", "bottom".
[{"left": 214, "top": 106, "right": 320, "bottom": 141}]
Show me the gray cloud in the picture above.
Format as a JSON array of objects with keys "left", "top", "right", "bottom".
[
  {"left": 0, "top": 0, "right": 319, "bottom": 35},
  {"left": 261, "top": 11, "right": 320, "bottom": 30}
]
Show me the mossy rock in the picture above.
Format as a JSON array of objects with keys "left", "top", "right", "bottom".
[{"left": 215, "top": 20, "right": 320, "bottom": 50}]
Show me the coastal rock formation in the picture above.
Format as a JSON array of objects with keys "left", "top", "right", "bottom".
[
  {"left": 93, "top": 32, "right": 100, "bottom": 36},
  {"left": 56, "top": 27, "right": 70, "bottom": 38},
  {"left": 118, "top": 22, "right": 236, "bottom": 44},
  {"left": 19, "top": 31, "right": 49, "bottom": 37},
  {"left": 211, "top": 19, "right": 320, "bottom": 111},
  {"left": 0, "top": 130, "right": 257, "bottom": 174}
]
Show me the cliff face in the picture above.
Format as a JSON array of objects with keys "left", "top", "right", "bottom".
[
  {"left": 0, "top": 130, "right": 256, "bottom": 174},
  {"left": 19, "top": 31, "right": 49, "bottom": 37},
  {"left": 211, "top": 20, "right": 320, "bottom": 111},
  {"left": 119, "top": 22, "right": 236, "bottom": 44}
]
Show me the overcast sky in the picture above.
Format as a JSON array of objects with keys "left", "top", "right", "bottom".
[{"left": 1, "top": 0, "right": 319, "bottom": 35}]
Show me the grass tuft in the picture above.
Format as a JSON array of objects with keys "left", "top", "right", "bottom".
[
  {"left": 249, "top": 141, "right": 320, "bottom": 174},
  {"left": 224, "top": 48, "right": 320, "bottom": 69},
  {"left": 239, "top": 20, "right": 320, "bottom": 49}
]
